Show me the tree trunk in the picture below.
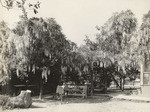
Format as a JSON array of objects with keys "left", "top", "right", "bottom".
[
  {"left": 120, "top": 77, "right": 125, "bottom": 91},
  {"left": 4, "top": 90, "right": 32, "bottom": 108},
  {"left": 36, "top": 69, "right": 43, "bottom": 99},
  {"left": 90, "top": 61, "right": 94, "bottom": 96},
  {"left": 110, "top": 73, "right": 120, "bottom": 88},
  {"left": 91, "top": 69, "right": 94, "bottom": 96},
  {"left": 140, "top": 55, "right": 145, "bottom": 85},
  {"left": 39, "top": 78, "right": 43, "bottom": 99},
  {"left": 103, "top": 67, "right": 107, "bottom": 93}
]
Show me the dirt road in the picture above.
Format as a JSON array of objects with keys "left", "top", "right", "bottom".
[
  {"left": 2, "top": 100, "right": 149, "bottom": 112},
  {"left": 1, "top": 93, "right": 150, "bottom": 112}
]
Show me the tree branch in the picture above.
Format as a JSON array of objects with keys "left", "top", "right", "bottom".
[{"left": 0, "top": 0, "right": 12, "bottom": 10}]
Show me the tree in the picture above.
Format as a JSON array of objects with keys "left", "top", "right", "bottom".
[
  {"left": 1, "top": 0, "right": 84, "bottom": 98},
  {"left": 78, "top": 40, "right": 98, "bottom": 95},
  {"left": 137, "top": 10, "right": 150, "bottom": 85},
  {"left": 0, "top": 21, "right": 10, "bottom": 85},
  {"left": 83, "top": 10, "right": 138, "bottom": 91},
  {"left": 0, "top": 21, "right": 17, "bottom": 95},
  {"left": 12, "top": 17, "right": 71, "bottom": 98},
  {"left": 0, "top": 0, "right": 41, "bottom": 95},
  {"left": 0, "top": 0, "right": 40, "bottom": 19}
]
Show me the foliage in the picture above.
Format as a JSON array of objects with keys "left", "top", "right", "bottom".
[
  {"left": 80, "top": 10, "right": 138, "bottom": 90},
  {"left": 1, "top": 5, "right": 149, "bottom": 94},
  {"left": 138, "top": 10, "right": 150, "bottom": 71},
  {"left": 0, "top": 0, "right": 40, "bottom": 15},
  {"left": 0, "top": 21, "right": 17, "bottom": 85},
  {"left": 95, "top": 10, "right": 137, "bottom": 74}
]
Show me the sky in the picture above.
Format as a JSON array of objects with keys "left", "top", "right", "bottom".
[{"left": 0, "top": 0, "right": 150, "bottom": 46}]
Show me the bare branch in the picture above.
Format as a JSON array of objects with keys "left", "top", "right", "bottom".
[{"left": 0, "top": 0, "right": 12, "bottom": 10}]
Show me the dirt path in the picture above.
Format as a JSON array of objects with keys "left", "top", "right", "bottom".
[
  {"left": 1, "top": 90, "right": 150, "bottom": 112},
  {"left": 1, "top": 99, "right": 149, "bottom": 112}
]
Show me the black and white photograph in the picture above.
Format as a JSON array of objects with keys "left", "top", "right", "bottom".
[{"left": 0, "top": 0, "right": 150, "bottom": 112}]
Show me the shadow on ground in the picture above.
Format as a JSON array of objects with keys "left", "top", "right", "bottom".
[
  {"left": 32, "top": 88, "right": 139, "bottom": 104},
  {"left": 32, "top": 94, "right": 112, "bottom": 104},
  {"left": 30, "top": 105, "right": 45, "bottom": 108},
  {"left": 63, "top": 95, "right": 112, "bottom": 103},
  {"left": 106, "top": 88, "right": 139, "bottom": 96}
]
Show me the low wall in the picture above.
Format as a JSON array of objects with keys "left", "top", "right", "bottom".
[{"left": 141, "top": 85, "right": 150, "bottom": 97}]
